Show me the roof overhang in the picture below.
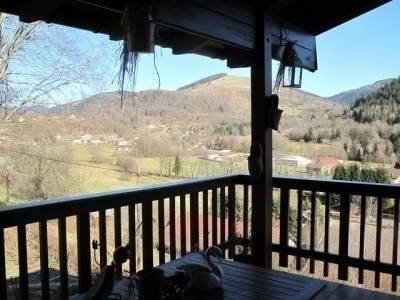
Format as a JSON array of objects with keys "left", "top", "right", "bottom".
[{"left": 0, "top": 0, "right": 391, "bottom": 71}]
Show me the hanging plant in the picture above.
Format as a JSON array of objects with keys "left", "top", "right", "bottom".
[{"left": 117, "top": 0, "right": 159, "bottom": 106}]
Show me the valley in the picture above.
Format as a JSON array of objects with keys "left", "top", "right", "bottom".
[{"left": 0, "top": 74, "right": 399, "bottom": 204}]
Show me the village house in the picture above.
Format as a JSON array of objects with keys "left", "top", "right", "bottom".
[
  {"left": 277, "top": 155, "right": 311, "bottom": 167},
  {"left": 306, "top": 160, "right": 329, "bottom": 175},
  {"left": 117, "top": 140, "right": 131, "bottom": 147},
  {"left": 306, "top": 157, "right": 342, "bottom": 175},
  {"left": 81, "top": 133, "right": 92, "bottom": 143},
  {"left": 205, "top": 154, "right": 223, "bottom": 162},
  {"left": 320, "top": 157, "right": 343, "bottom": 169},
  {"left": 387, "top": 168, "right": 400, "bottom": 184},
  {"left": 330, "top": 203, "right": 361, "bottom": 218}
]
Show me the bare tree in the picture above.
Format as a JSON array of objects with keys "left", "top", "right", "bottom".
[{"left": 0, "top": 13, "right": 115, "bottom": 124}]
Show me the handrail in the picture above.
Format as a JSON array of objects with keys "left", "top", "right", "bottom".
[
  {"left": 273, "top": 176, "right": 400, "bottom": 197},
  {"left": 2, "top": 174, "right": 397, "bottom": 229},
  {"left": 0, "top": 174, "right": 246, "bottom": 229}
]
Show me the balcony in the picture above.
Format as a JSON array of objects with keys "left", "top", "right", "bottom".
[{"left": 1, "top": 174, "right": 399, "bottom": 299}]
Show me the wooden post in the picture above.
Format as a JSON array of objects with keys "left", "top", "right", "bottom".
[{"left": 251, "top": 8, "right": 273, "bottom": 268}]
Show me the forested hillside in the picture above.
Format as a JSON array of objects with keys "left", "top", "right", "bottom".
[
  {"left": 346, "top": 77, "right": 400, "bottom": 124},
  {"left": 328, "top": 78, "right": 395, "bottom": 105}
]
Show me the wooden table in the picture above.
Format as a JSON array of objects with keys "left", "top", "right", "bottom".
[
  {"left": 160, "top": 253, "right": 325, "bottom": 300},
  {"left": 71, "top": 253, "right": 326, "bottom": 300}
]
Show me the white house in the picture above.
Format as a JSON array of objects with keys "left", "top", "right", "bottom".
[
  {"left": 278, "top": 155, "right": 311, "bottom": 167},
  {"left": 81, "top": 133, "right": 92, "bottom": 142},
  {"left": 117, "top": 140, "right": 130, "bottom": 147}
]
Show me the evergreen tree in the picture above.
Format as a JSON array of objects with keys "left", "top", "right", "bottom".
[
  {"left": 355, "top": 149, "right": 363, "bottom": 162},
  {"left": 373, "top": 143, "right": 379, "bottom": 154},
  {"left": 332, "top": 164, "right": 391, "bottom": 207},
  {"left": 172, "top": 155, "right": 182, "bottom": 177},
  {"left": 332, "top": 164, "right": 348, "bottom": 180},
  {"left": 347, "top": 163, "right": 361, "bottom": 180},
  {"left": 343, "top": 142, "right": 348, "bottom": 153}
]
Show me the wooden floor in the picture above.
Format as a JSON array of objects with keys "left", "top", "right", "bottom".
[{"left": 313, "top": 282, "right": 400, "bottom": 300}]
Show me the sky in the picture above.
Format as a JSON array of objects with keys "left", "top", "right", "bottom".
[{"left": 115, "top": 0, "right": 400, "bottom": 98}]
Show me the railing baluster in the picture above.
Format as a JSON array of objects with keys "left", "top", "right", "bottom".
[
  {"left": 142, "top": 201, "right": 153, "bottom": 269},
  {"left": 243, "top": 185, "right": 249, "bottom": 243},
  {"left": 190, "top": 192, "right": 200, "bottom": 252},
  {"left": 310, "top": 190, "right": 316, "bottom": 274},
  {"left": 279, "top": 188, "right": 289, "bottom": 267},
  {"left": 392, "top": 197, "right": 399, "bottom": 291},
  {"left": 114, "top": 207, "right": 122, "bottom": 279},
  {"left": 220, "top": 186, "right": 226, "bottom": 258},
  {"left": 228, "top": 185, "right": 235, "bottom": 259},
  {"left": 17, "top": 225, "right": 29, "bottom": 299},
  {"left": 99, "top": 209, "right": 107, "bottom": 268},
  {"left": 323, "top": 192, "right": 331, "bottom": 277},
  {"left": 129, "top": 205, "right": 136, "bottom": 273},
  {"left": 169, "top": 197, "right": 176, "bottom": 260},
  {"left": 212, "top": 188, "right": 218, "bottom": 246},
  {"left": 39, "top": 221, "right": 50, "bottom": 300},
  {"left": 203, "top": 190, "right": 209, "bottom": 250},
  {"left": 6, "top": 175, "right": 400, "bottom": 296},
  {"left": 58, "top": 218, "right": 69, "bottom": 299},
  {"left": 359, "top": 195, "right": 366, "bottom": 284},
  {"left": 0, "top": 229, "right": 6, "bottom": 300},
  {"left": 375, "top": 196, "right": 383, "bottom": 288},
  {"left": 296, "top": 189, "right": 303, "bottom": 271},
  {"left": 77, "top": 213, "right": 92, "bottom": 293},
  {"left": 338, "top": 193, "right": 350, "bottom": 281},
  {"left": 180, "top": 194, "right": 187, "bottom": 256},
  {"left": 158, "top": 198, "right": 165, "bottom": 265}
]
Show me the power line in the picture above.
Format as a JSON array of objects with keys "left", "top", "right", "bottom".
[{"left": 0, "top": 146, "right": 172, "bottom": 183}]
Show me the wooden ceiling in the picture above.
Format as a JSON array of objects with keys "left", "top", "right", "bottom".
[{"left": 0, "top": 0, "right": 391, "bottom": 70}]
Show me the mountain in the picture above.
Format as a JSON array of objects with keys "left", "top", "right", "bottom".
[
  {"left": 328, "top": 78, "right": 395, "bottom": 105},
  {"left": 346, "top": 77, "right": 400, "bottom": 125},
  {"left": 35, "top": 75, "right": 337, "bottom": 126}
]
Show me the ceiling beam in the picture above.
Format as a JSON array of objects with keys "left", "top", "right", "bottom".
[
  {"left": 2, "top": 0, "right": 318, "bottom": 70},
  {"left": 171, "top": 33, "right": 211, "bottom": 55},
  {"left": 19, "top": 0, "right": 65, "bottom": 23},
  {"left": 157, "top": 0, "right": 254, "bottom": 50}
]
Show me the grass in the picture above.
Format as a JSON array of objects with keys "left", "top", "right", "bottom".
[
  {"left": 278, "top": 140, "right": 336, "bottom": 157},
  {"left": 281, "top": 105, "right": 301, "bottom": 116}
]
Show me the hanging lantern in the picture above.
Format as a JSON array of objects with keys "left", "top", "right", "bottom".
[{"left": 281, "top": 41, "right": 303, "bottom": 88}]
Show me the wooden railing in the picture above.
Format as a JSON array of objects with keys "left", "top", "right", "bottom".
[
  {"left": 0, "top": 174, "right": 245, "bottom": 299},
  {"left": 272, "top": 176, "right": 400, "bottom": 293},
  {"left": 1, "top": 174, "right": 400, "bottom": 299}
]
